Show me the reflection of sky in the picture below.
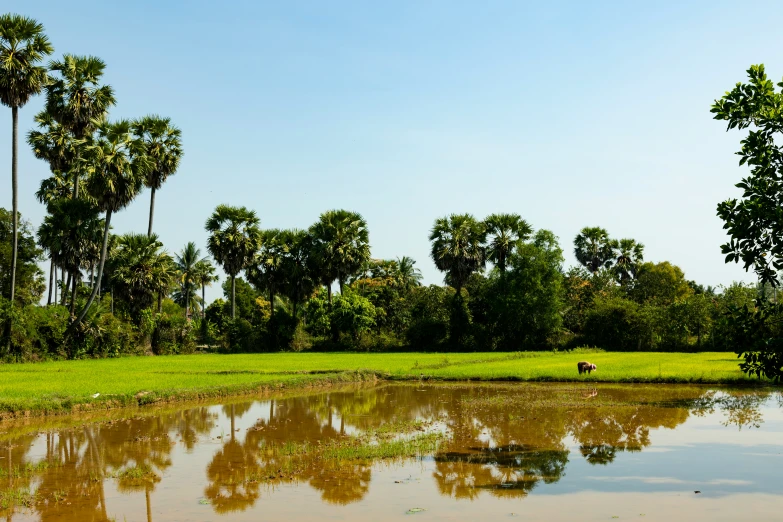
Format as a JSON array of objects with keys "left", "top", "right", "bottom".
[{"left": 543, "top": 395, "right": 783, "bottom": 498}]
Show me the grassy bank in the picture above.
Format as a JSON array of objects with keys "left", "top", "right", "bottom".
[{"left": 0, "top": 351, "right": 767, "bottom": 417}]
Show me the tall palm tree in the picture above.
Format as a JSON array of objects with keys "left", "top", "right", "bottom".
[
  {"left": 612, "top": 238, "right": 644, "bottom": 285},
  {"left": 175, "top": 242, "right": 205, "bottom": 320},
  {"left": 191, "top": 259, "right": 218, "bottom": 319},
  {"left": 280, "top": 230, "right": 316, "bottom": 321},
  {"left": 573, "top": 227, "right": 615, "bottom": 274},
  {"left": 246, "top": 229, "right": 288, "bottom": 316},
  {"left": 75, "top": 120, "right": 150, "bottom": 325},
  {"left": 132, "top": 116, "right": 183, "bottom": 236},
  {"left": 0, "top": 14, "right": 53, "bottom": 345},
  {"left": 309, "top": 210, "right": 370, "bottom": 303},
  {"left": 429, "top": 214, "right": 486, "bottom": 297},
  {"left": 205, "top": 205, "right": 261, "bottom": 319},
  {"left": 483, "top": 213, "right": 532, "bottom": 273},
  {"left": 44, "top": 54, "right": 115, "bottom": 197},
  {"left": 396, "top": 256, "right": 422, "bottom": 290}
]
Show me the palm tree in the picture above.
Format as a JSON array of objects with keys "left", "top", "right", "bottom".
[
  {"left": 192, "top": 259, "right": 218, "bottom": 320},
  {"left": 246, "top": 229, "right": 288, "bottom": 316},
  {"left": 612, "top": 238, "right": 644, "bottom": 285},
  {"left": 175, "top": 242, "right": 205, "bottom": 320},
  {"left": 280, "top": 230, "right": 316, "bottom": 321},
  {"left": 396, "top": 256, "right": 422, "bottom": 290},
  {"left": 44, "top": 54, "right": 115, "bottom": 197},
  {"left": 37, "top": 198, "right": 104, "bottom": 315},
  {"left": 429, "top": 214, "right": 486, "bottom": 297},
  {"left": 75, "top": 120, "right": 150, "bottom": 325},
  {"left": 132, "top": 116, "right": 183, "bottom": 236},
  {"left": 483, "top": 213, "right": 532, "bottom": 273},
  {"left": 309, "top": 210, "right": 370, "bottom": 303},
  {"left": 0, "top": 14, "right": 53, "bottom": 345},
  {"left": 110, "top": 233, "right": 174, "bottom": 320},
  {"left": 573, "top": 227, "right": 615, "bottom": 274},
  {"left": 28, "top": 110, "right": 84, "bottom": 188},
  {"left": 205, "top": 205, "right": 261, "bottom": 320}
]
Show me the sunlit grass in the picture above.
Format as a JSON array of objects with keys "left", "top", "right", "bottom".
[{"left": 0, "top": 351, "right": 763, "bottom": 416}]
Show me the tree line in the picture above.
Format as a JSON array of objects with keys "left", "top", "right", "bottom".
[{"left": 0, "top": 13, "right": 778, "bottom": 370}]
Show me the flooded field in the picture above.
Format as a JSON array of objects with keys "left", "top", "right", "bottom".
[{"left": 0, "top": 383, "right": 780, "bottom": 521}]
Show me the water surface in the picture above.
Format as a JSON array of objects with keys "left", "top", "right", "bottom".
[{"left": 1, "top": 383, "right": 780, "bottom": 521}]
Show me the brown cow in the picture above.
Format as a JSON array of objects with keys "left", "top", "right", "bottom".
[{"left": 577, "top": 361, "right": 597, "bottom": 374}]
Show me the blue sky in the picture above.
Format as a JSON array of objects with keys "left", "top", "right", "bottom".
[{"left": 1, "top": 0, "right": 778, "bottom": 304}]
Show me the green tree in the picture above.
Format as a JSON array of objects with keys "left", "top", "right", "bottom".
[
  {"left": 483, "top": 213, "right": 532, "bottom": 273},
  {"left": 110, "top": 233, "right": 175, "bottom": 321},
  {"left": 711, "top": 63, "right": 783, "bottom": 380},
  {"left": 574, "top": 227, "right": 615, "bottom": 274},
  {"left": 429, "top": 213, "right": 486, "bottom": 297},
  {"left": 132, "top": 116, "right": 182, "bottom": 236},
  {"left": 612, "top": 238, "right": 644, "bottom": 285},
  {"left": 75, "top": 120, "right": 151, "bottom": 325},
  {"left": 205, "top": 205, "right": 261, "bottom": 319},
  {"left": 396, "top": 256, "right": 423, "bottom": 290},
  {"left": 192, "top": 259, "right": 218, "bottom": 320},
  {"left": 44, "top": 54, "right": 116, "bottom": 197},
  {"left": 309, "top": 210, "right": 371, "bottom": 302},
  {"left": 246, "top": 229, "right": 287, "bottom": 316},
  {"left": 175, "top": 242, "right": 205, "bottom": 320},
  {"left": 0, "top": 14, "right": 53, "bottom": 347},
  {"left": 630, "top": 262, "right": 692, "bottom": 306},
  {"left": 280, "top": 229, "right": 316, "bottom": 321},
  {"left": 490, "top": 230, "right": 565, "bottom": 350},
  {"left": 0, "top": 208, "right": 44, "bottom": 306}
]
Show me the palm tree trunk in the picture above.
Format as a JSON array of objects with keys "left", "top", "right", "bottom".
[
  {"left": 185, "top": 286, "right": 190, "bottom": 320},
  {"left": 147, "top": 186, "right": 156, "bottom": 237},
  {"left": 231, "top": 275, "right": 236, "bottom": 320},
  {"left": 158, "top": 292, "right": 163, "bottom": 314},
  {"left": 62, "top": 272, "right": 71, "bottom": 306},
  {"left": 48, "top": 259, "right": 54, "bottom": 306},
  {"left": 326, "top": 283, "right": 332, "bottom": 305},
  {"left": 54, "top": 264, "right": 58, "bottom": 305},
  {"left": 202, "top": 283, "right": 206, "bottom": 320},
  {"left": 76, "top": 210, "right": 112, "bottom": 325},
  {"left": 69, "top": 272, "right": 78, "bottom": 316},
  {"left": 90, "top": 262, "right": 95, "bottom": 289},
  {"left": 7, "top": 107, "right": 19, "bottom": 353}
]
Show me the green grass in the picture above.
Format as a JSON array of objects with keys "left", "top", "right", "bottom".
[{"left": 0, "top": 351, "right": 767, "bottom": 417}]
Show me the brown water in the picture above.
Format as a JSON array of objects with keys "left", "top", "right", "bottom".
[{"left": 0, "top": 383, "right": 781, "bottom": 521}]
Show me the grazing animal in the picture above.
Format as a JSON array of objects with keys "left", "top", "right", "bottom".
[{"left": 577, "top": 361, "right": 597, "bottom": 374}]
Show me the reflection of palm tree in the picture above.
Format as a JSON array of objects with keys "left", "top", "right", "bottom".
[
  {"left": 308, "top": 461, "right": 371, "bottom": 505},
  {"left": 204, "top": 438, "right": 260, "bottom": 513}
]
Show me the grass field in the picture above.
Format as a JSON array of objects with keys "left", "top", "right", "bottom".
[{"left": 0, "top": 350, "right": 768, "bottom": 417}]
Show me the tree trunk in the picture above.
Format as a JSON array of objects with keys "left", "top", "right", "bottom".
[
  {"left": 231, "top": 275, "right": 236, "bottom": 319},
  {"left": 185, "top": 285, "right": 190, "bottom": 320},
  {"left": 69, "top": 272, "right": 78, "bottom": 317},
  {"left": 48, "top": 259, "right": 54, "bottom": 306},
  {"left": 76, "top": 210, "right": 112, "bottom": 325},
  {"left": 326, "top": 283, "right": 332, "bottom": 305},
  {"left": 147, "top": 186, "right": 156, "bottom": 237},
  {"left": 338, "top": 275, "right": 344, "bottom": 295},
  {"left": 7, "top": 107, "right": 19, "bottom": 353},
  {"left": 62, "top": 272, "right": 71, "bottom": 306},
  {"left": 90, "top": 263, "right": 95, "bottom": 289},
  {"left": 54, "top": 263, "right": 58, "bottom": 305},
  {"left": 270, "top": 289, "right": 275, "bottom": 316},
  {"left": 158, "top": 292, "right": 163, "bottom": 314},
  {"left": 202, "top": 283, "right": 206, "bottom": 319}
]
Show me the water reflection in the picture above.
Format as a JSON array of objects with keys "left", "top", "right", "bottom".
[{"left": 0, "top": 383, "right": 778, "bottom": 520}]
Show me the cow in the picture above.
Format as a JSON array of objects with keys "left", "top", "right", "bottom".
[{"left": 577, "top": 361, "right": 597, "bottom": 375}]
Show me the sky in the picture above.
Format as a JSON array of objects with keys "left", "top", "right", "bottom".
[{"left": 1, "top": 0, "right": 779, "bottom": 305}]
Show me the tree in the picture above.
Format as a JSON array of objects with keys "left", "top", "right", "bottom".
[
  {"left": 711, "top": 64, "right": 783, "bottom": 380},
  {"left": 309, "top": 210, "right": 370, "bottom": 302},
  {"left": 246, "top": 229, "right": 287, "bottom": 316},
  {"left": 483, "top": 213, "right": 532, "bottom": 273},
  {"left": 280, "top": 229, "right": 316, "bottom": 321},
  {"left": 630, "top": 262, "right": 692, "bottom": 306},
  {"left": 574, "top": 227, "right": 614, "bottom": 274},
  {"left": 175, "top": 242, "right": 205, "bottom": 320},
  {"left": 132, "top": 116, "right": 182, "bottom": 236},
  {"left": 75, "top": 120, "right": 150, "bottom": 325},
  {"left": 396, "top": 256, "right": 423, "bottom": 291},
  {"left": 205, "top": 205, "right": 261, "bottom": 319},
  {"left": 0, "top": 14, "right": 53, "bottom": 348},
  {"left": 192, "top": 259, "right": 218, "bottom": 320},
  {"left": 429, "top": 213, "right": 486, "bottom": 296},
  {"left": 110, "top": 233, "right": 174, "bottom": 321},
  {"left": 44, "top": 54, "right": 115, "bottom": 197},
  {"left": 0, "top": 208, "right": 44, "bottom": 306},
  {"left": 612, "top": 238, "right": 644, "bottom": 285}
]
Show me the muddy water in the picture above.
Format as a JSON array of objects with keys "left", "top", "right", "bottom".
[{"left": 0, "top": 383, "right": 781, "bottom": 521}]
